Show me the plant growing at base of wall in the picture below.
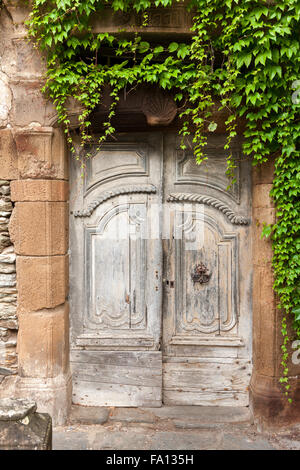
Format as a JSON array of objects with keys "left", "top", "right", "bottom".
[{"left": 25, "top": 0, "right": 299, "bottom": 397}]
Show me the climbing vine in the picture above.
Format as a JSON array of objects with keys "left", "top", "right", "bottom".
[{"left": 25, "top": 0, "right": 299, "bottom": 396}]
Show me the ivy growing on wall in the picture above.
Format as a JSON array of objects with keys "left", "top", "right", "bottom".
[{"left": 25, "top": 0, "right": 299, "bottom": 396}]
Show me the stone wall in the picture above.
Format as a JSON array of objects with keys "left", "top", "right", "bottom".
[
  {"left": 0, "top": 180, "right": 17, "bottom": 382},
  {"left": 250, "top": 159, "right": 300, "bottom": 428},
  {"left": 0, "top": 1, "right": 71, "bottom": 425}
]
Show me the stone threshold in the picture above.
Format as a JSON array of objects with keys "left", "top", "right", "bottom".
[{"left": 68, "top": 404, "right": 252, "bottom": 429}]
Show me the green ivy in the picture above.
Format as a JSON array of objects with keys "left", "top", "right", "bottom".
[{"left": 25, "top": 0, "right": 300, "bottom": 396}]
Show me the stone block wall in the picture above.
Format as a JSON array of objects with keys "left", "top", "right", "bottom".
[
  {"left": 0, "top": 1, "right": 71, "bottom": 425},
  {"left": 250, "top": 159, "right": 300, "bottom": 428},
  {"left": 0, "top": 180, "right": 17, "bottom": 382}
]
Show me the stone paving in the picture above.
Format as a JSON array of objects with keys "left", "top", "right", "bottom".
[{"left": 53, "top": 406, "right": 300, "bottom": 450}]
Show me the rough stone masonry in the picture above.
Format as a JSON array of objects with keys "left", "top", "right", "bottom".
[{"left": 0, "top": 180, "right": 17, "bottom": 384}]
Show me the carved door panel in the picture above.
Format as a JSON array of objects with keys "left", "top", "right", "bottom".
[
  {"left": 162, "top": 133, "right": 252, "bottom": 406},
  {"left": 70, "top": 131, "right": 252, "bottom": 408},
  {"left": 69, "top": 133, "right": 163, "bottom": 406}
]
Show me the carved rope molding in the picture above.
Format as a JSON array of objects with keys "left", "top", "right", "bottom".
[
  {"left": 73, "top": 185, "right": 157, "bottom": 217},
  {"left": 167, "top": 193, "right": 250, "bottom": 225}
]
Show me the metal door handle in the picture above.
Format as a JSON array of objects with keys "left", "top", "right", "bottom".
[{"left": 191, "top": 263, "right": 211, "bottom": 284}]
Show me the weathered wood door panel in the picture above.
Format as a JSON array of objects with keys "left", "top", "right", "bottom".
[
  {"left": 71, "top": 351, "right": 162, "bottom": 407},
  {"left": 69, "top": 132, "right": 252, "bottom": 407},
  {"left": 162, "top": 133, "right": 252, "bottom": 406},
  {"left": 70, "top": 133, "right": 163, "bottom": 406}
]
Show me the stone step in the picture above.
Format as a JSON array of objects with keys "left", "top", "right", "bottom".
[
  {"left": 69, "top": 405, "right": 251, "bottom": 427},
  {"left": 69, "top": 405, "right": 110, "bottom": 425},
  {"left": 142, "top": 405, "right": 251, "bottom": 424}
]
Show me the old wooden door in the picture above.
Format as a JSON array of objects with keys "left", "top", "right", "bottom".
[
  {"left": 70, "top": 133, "right": 164, "bottom": 406},
  {"left": 161, "top": 133, "right": 252, "bottom": 406},
  {"left": 69, "top": 132, "right": 252, "bottom": 407}
]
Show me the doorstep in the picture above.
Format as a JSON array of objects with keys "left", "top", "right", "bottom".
[{"left": 68, "top": 404, "right": 252, "bottom": 428}]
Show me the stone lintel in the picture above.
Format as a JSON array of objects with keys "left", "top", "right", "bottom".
[{"left": 90, "top": 4, "right": 193, "bottom": 37}]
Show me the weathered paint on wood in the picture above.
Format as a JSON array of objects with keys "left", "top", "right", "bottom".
[
  {"left": 161, "top": 133, "right": 252, "bottom": 406},
  {"left": 163, "top": 390, "right": 249, "bottom": 407},
  {"left": 72, "top": 381, "right": 162, "bottom": 407},
  {"left": 70, "top": 134, "right": 164, "bottom": 406},
  {"left": 163, "top": 360, "right": 251, "bottom": 392},
  {"left": 69, "top": 132, "right": 252, "bottom": 407},
  {"left": 71, "top": 351, "right": 162, "bottom": 407},
  {"left": 70, "top": 350, "right": 162, "bottom": 368}
]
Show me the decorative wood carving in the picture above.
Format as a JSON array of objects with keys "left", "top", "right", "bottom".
[
  {"left": 84, "top": 204, "right": 148, "bottom": 331},
  {"left": 167, "top": 193, "right": 249, "bottom": 225},
  {"left": 175, "top": 148, "right": 240, "bottom": 203},
  {"left": 141, "top": 89, "right": 177, "bottom": 126},
  {"left": 74, "top": 185, "right": 157, "bottom": 217},
  {"left": 84, "top": 142, "right": 149, "bottom": 194},
  {"left": 173, "top": 212, "right": 239, "bottom": 334}
]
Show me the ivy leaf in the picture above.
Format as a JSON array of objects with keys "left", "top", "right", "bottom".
[
  {"left": 261, "top": 223, "right": 273, "bottom": 239},
  {"left": 154, "top": 46, "right": 164, "bottom": 54},
  {"left": 44, "top": 36, "right": 53, "bottom": 47},
  {"left": 177, "top": 44, "right": 189, "bottom": 59},
  {"left": 236, "top": 53, "right": 252, "bottom": 68},
  {"left": 267, "top": 65, "right": 282, "bottom": 80},
  {"left": 168, "top": 42, "right": 178, "bottom": 53},
  {"left": 174, "top": 93, "right": 183, "bottom": 101},
  {"left": 138, "top": 42, "right": 150, "bottom": 53},
  {"left": 255, "top": 50, "right": 272, "bottom": 66},
  {"left": 292, "top": 307, "right": 300, "bottom": 322},
  {"left": 231, "top": 94, "right": 242, "bottom": 107}
]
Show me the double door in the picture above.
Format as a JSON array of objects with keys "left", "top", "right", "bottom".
[{"left": 69, "top": 132, "right": 252, "bottom": 407}]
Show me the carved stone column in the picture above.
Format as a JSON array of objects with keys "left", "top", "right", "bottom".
[{"left": 250, "top": 159, "right": 300, "bottom": 428}]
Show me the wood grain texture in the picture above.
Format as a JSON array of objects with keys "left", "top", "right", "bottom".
[
  {"left": 69, "top": 131, "right": 252, "bottom": 407},
  {"left": 71, "top": 351, "right": 162, "bottom": 407},
  {"left": 163, "top": 390, "right": 249, "bottom": 407},
  {"left": 163, "top": 360, "right": 251, "bottom": 406},
  {"left": 70, "top": 350, "right": 162, "bottom": 367}
]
